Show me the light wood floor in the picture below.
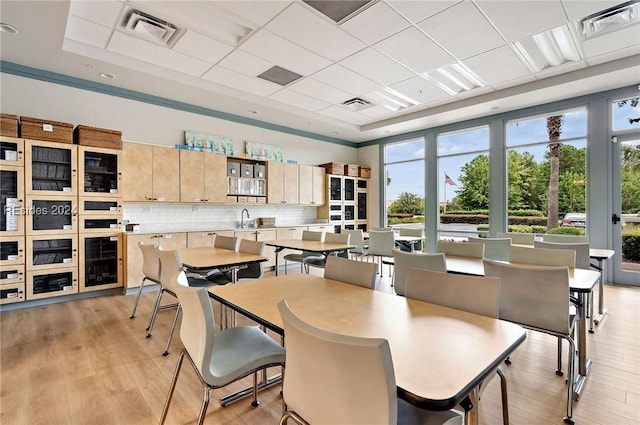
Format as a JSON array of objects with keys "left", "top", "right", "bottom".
[{"left": 1, "top": 268, "right": 639, "bottom": 425}]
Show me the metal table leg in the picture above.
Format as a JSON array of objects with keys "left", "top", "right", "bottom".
[
  {"left": 592, "top": 258, "right": 608, "bottom": 325},
  {"left": 573, "top": 291, "right": 592, "bottom": 400}
]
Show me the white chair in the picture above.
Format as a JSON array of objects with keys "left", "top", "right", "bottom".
[
  {"left": 160, "top": 285, "right": 286, "bottom": 425},
  {"left": 404, "top": 268, "right": 509, "bottom": 425},
  {"left": 202, "top": 235, "right": 241, "bottom": 282},
  {"left": 129, "top": 240, "right": 162, "bottom": 320},
  {"left": 534, "top": 240, "right": 590, "bottom": 270},
  {"left": 496, "top": 232, "right": 535, "bottom": 246},
  {"left": 343, "top": 229, "right": 368, "bottom": 260},
  {"left": 483, "top": 259, "right": 577, "bottom": 425},
  {"left": 284, "top": 230, "right": 324, "bottom": 274},
  {"left": 398, "top": 227, "right": 424, "bottom": 251},
  {"left": 214, "top": 235, "right": 240, "bottom": 250},
  {"left": 468, "top": 237, "right": 511, "bottom": 261},
  {"left": 542, "top": 234, "right": 589, "bottom": 244},
  {"left": 207, "top": 239, "right": 266, "bottom": 285},
  {"left": 304, "top": 232, "right": 351, "bottom": 272},
  {"left": 437, "top": 240, "right": 484, "bottom": 259},
  {"left": 277, "top": 300, "right": 462, "bottom": 425},
  {"left": 391, "top": 249, "right": 446, "bottom": 296},
  {"left": 509, "top": 245, "right": 575, "bottom": 268},
  {"left": 324, "top": 255, "right": 377, "bottom": 289},
  {"left": 367, "top": 230, "right": 396, "bottom": 276}
]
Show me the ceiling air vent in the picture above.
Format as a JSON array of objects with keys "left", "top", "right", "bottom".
[
  {"left": 341, "top": 97, "right": 372, "bottom": 112},
  {"left": 121, "top": 9, "right": 182, "bottom": 46}
]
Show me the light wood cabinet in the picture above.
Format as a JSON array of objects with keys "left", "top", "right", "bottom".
[
  {"left": 78, "top": 146, "right": 122, "bottom": 198},
  {"left": 122, "top": 142, "right": 179, "bottom": 202},
  {"left": 307, "top": 224, "right": 335, "bottom": 233},
  {"left": 124, "top": 232, "right": 187, "bottom": 288},
  {"left": 299, "top": 165, "right": 325, "bottom": 206},
  {"left": 25, "top": 139, "right": 77, "bottom": 196},
  {"left": 0, "top": 164, "right": 25, "bottom": 236},
  {"left": 235, "top": 229, "right": 276, "bottom": 268},
  {"left": 267, "top": 162, "right": 299, "bottom": 204},
  {"left": 79, "top": 233, "right": 123, "bottom": 292},
  {"left": 0, "top": 136, "right": 24, "bottom": 166},
  {"left": 26, "top": 266, "right": 78, "bottom": 300},
  {"left": 25, "top": 195, "right": 78, "bottom": 235},
  {"left": 0, "top": 264, "right": 25, "bottom": 304},
  {"left": 180, "top": 150, "right": 227, "bottom": 203},
  {"left": 0, "top": 236, "right": 25, "bottom": 267},
  {"left": 26, "top": 235, "right": 77, "bottom": 271},
  {"left": 187, "top": 230, "right": 235, "bottom": 247}
]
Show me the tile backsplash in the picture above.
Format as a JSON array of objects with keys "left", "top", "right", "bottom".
[{"left": 123, "top": 203, "right": 320, "bottom": 232}]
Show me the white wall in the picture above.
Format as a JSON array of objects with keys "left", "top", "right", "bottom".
[{"left": 357, "top": 144, "right": 380, "bottom": 228}]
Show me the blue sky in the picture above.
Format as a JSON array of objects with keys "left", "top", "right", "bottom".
[{"left": 385, "top": 99, "right": 639, "bottom": 204}]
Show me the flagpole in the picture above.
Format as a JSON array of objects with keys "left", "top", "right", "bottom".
[{"left": 443, "top": 171, "right": 446, "bottom": 216}]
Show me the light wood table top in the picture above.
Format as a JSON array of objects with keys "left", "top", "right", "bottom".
[
  {"left": 209, "top": 274, "right": 526, "bottom": 411},
  {"left": 178, "top": 247, "right": 267, "bottom": 271}
]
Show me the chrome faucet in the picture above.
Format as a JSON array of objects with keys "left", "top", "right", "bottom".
[{"left": 241, "top": 208, "right": 250, "bottom": 228}]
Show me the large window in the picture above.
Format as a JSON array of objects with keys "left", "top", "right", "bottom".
[
  {"left": 506, "top": 108, "right": 587, "bottom": 234},
  {"left": 383, "top": 138, "right": 425, "bottom": 227},
  {"left": 437, "top": 126, "right": 489, "bottom": 240}
]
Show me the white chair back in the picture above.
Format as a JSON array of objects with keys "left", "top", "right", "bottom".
[
  {"left": 509, "top": 245, "right": 575, "bottom": 268},
  {"left": 398, "top": 228, "right": 423, "bottom": 237},
  {"left": 139, "top": 240, "right": 161, "bottom": 282},
  {"left": 468, "top": 237, "right": 511, "bottom": 261},
  {"left": 157, "top": 248, "right": 189, "bottom": 291},
  {"left": 534, "top": 240, "right": 590, "bottom": 269},
  {"left": 237, "top": 239, "right": 265, "bottom": 280},
  {"left": 277, "top": 300, "right": 397, "bottom": 425},
  {"left": 214, "top": 235, "right": 239, "bottom": 251},
  {"left": 543, "top": 234, "right": 589, "bottom": 243},
  {"left": 405, "top": 268, "right": 499, "bottom": 318},
  {"left": 368, "top": 230, "right": 395, "bottom": 257},
  {"left": 342, "top": 229, "right": 366, "bottom": 255},
  {"left": 302, "top": 230, "right": 324, "bottom": 242},
  {"left": 437, "top": 240, "right": 484, "bottom": 258},
  {"left": 324, "top": 256, "right": 376, "bottom": 289},
  {"left": 496, "top": 232, "right": 535, "bottom": 246},
  {"left": 391, "top": 249, "right": 446, "bottom": 296}
]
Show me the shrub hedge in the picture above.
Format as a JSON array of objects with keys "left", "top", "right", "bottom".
[{"left": 622, "top": 232, "right": 640, "bottom": 261}]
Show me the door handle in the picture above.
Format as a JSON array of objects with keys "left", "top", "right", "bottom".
[{"left": 612, "top": 214, "right": 621, "bottom": 224}]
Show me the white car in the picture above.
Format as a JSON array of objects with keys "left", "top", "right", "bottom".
[{"left": 561, "top": 213, "right": 586, "bottom": 227}]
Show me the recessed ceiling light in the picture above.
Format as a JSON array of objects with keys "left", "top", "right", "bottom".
[
  {"left": 85, "top": 64, "right": 95, "bottom": 69},
  {"left": 99, "top": 72, "right": 116, "bottom": 79},
  {"left": 0, "top": 23, "right": 19, "bottom": 34},
  {"left": 514, "top": 25, "right": 581, "bottom": 72},
  {"left": 248, "top": 110, "right": 258, "bottom": 114},
  {"left": 422, "top": 63, "right": 486, "bottom": 95},
  {"left": 331, "top": 132, "right": 339, "bottom": 135}
]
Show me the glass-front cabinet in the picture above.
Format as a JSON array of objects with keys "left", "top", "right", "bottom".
[
  {"left": 0, "top": 237, "right": 25, "bottom": 266},
  {"left": 25, "top": 140, "right": 77, "bottom": 195},
  {"left": 26, "top": 267, "right": 78, "bottom": 300},
  {"left": 26, "top": 236, "right": 78, "bottom": 270},
  {"left": 0, "top": 137, "right": 24, "bottom": 166},
  {"left": 79, "top": 233, "right": 122, "bottom": 292},
  {"left": 78, "top": 198, "right": 122, "bottom": 215},
  {"left": 25, "top": 196, "right": 78, "bottom": 235},
  {"left": 0, "top": 165, "right": 25, "bottom": 236},
  {"left": 78, "top": 146, "right": 121, "bottom": 198},
  {"left": 0, "top": 264, "right": 25, "bottom": 304}
]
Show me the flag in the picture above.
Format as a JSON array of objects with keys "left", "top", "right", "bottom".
[{"left": 445, "top": 174, "right": 457, "bottom": 186}]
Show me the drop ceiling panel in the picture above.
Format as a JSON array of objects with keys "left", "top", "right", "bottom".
[
  {"left": 318, "top": 105, "right": 368, "bottom": 122},
  {"left": 269, "top": 89, "right": 331, "bottom": 111},
  {"left": 201, "top": 66, "right": 282, "bottom": 97},
  {"left": 311, "top": 64, "right": 380, "bottom": 96},
  {"left": 240, "top": 29, "right": 331, "bottom": 75},
  {"left": 211, "top": 0, "right": 292, "bottom": 27},
  {"left": 107, "top": 31, "right": 213, "bottom": 77},
  {"left": 65, "top": 16, "right": 112, "bottom": 49},
  {"left": 359, "top": 105, "right": 396, "bottom": 118},
  {"left": 462, "top": 46, "right": 532, "bottom": 86},
  {"left": 586, "top": 47, "right": 640, "bottom": 66},
  {"left": 418, "top": 1, "right": 505, "bottom": 60},
  {"left": 68, "top": 0, "right": 123, "bottom": 28},
  {"left": 340, "top": 48, "right": 415, "bottom": 85},
  {"left": 374, "top": 27, "right": 454, "bottom": 74},
  {"left": 388, "top": 76, "right": 451, "bottom": 105},
  {"left": 340, "top": 1, "right": 410, "bottom": 45},
  {"left": 387, "top": 0, "right": 462, "bottom": 24},
  {"left": 475, "top": 0, "right": 567, "bottom": 42},
  {"left": 561, "top": 1, "right": 623, "bottom": 20},
  {"left": 217, "top": 49, "right": 274, "bottom": 77},
  {"left": 288, "top": 78, "right": 353, "bottom": 104},
  {"left": 266, "top": 3, "right": 366, "bottom": 61},
  {"left": 580, "top": 25, "right": 640, "bottom": 57},
  {"left": 172, "top": 31, "right": 234, "bottom": 65}
]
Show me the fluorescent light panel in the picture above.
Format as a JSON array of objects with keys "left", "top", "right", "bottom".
[
  {"left": 422, "top": 63, "right": 486, "bottom": 95},
  {"left": 514, "top": 25, "right": 580, "bottom": 72}
]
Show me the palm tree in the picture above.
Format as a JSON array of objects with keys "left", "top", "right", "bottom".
[{"left": 546, "top": 115, "right": 564, "bottom": 230}]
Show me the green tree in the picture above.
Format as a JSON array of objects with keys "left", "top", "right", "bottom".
[
  {"left": 538, "top": 144, "right": 586, "bottom": 215},
  {"left": 546, "top": 115, "right": 563, "bottom": 229},
  {"left": 622, "top": 143, "right": 640, "bottom": 213},
  {"left": 456, "top": 155, "right": 489, "bottom": 210},
  {"left": 508, "top": 150, "right": 544, "bottom": 210},
  {"left": 388, "top": 192, "right": 424, "bottom": 215}
]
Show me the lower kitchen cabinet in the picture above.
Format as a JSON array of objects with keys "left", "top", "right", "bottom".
[{"left": 80, "top": 233, "right": 123, "bottom": 292}]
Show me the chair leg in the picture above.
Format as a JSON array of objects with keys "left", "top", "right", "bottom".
[
  {"left": 497, "top": 368, "right": 510, "bottom": 425},
  {"left": 159, "top": 349, "right": 186, "bottom": 425},
  {"left": 196, "top": 386, "right": 212, "bottom": 425},
  {"left": 163, "top": 304, "right": 181, "bottom": 356},
  {"left": 146, "top": 288, "right": 165, "bottom": 337},
  {"left": 556, "top": 337, "right": 564, "bottom": 376},
  {"left": 130, "top": 277, "right": 149, "bottom": 319},
  {"left": 284, "top": 259, "right": 288, "bottom": 275},
  {"left": 563, "top": 336, "right": 576, "bottom": 425},
  {"left": 251, "top": 372, "right": 260, "bottom": 407}
]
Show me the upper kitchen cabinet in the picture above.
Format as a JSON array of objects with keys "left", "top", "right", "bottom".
[
  {"left": 179, "top": 150, "right": 227, "bottom": 203},
  {"left": 122, "top": 142, "right": 179, "bottom": 202},
  {"left": 267, "top": 162, "right": 298, "bottom": 205},
  {"left": 299, "top": 165, "right": 325, "bottom": 206}
]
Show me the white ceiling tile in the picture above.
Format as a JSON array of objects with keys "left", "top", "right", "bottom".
[
  {"left": 561, "top": 1, "right": 622, "bottom": 20},
  {"left": 218, "top": 50, "right": 274, "bottom": 77},
  {"left": 107, "top": 31, "right": 213, "bottom": 76},
  {"left": 68, "top": 0, "right": 123, "bottom": 28},
  {"left": 317, "top": 105, "right": 368, "bottom": 123},
  {"left": 358, "top": 105, "right": 396, "bottom": 119},
  {"left": 491, "top": 74, "right": 537, "bottom": 91},
  {"left": 201, "top": 66, "right": 281, "bottom": 97},
  {"left": 240, "top": 29, "right": 332, "bottom": 76},
  {"left": 475, "top": 0, "right": 568, "bottom": 42},
  {"left": 340, "top": 1, "right": 410, "bottom": 44},
  {"left": 374, "top": 27, "right": 454, "bottom": 73},
  {"left": 288, "top": 78, "right": 353, "bottom": 104},
  {"left": 387, "top": 0, "right": 463, "bottom": 24},
  {"left": 311, "top": 64, "right": 381, "bottom": 95},
  {"left": 211, "top": 0, "right": 292, "bottom": 27},
  {"left": 534, "top": 61, "right": 587, "bottom": 79},
  {"left": 462, "top": 46, "right": 531, "bottom": 86},
  {"left": 65, "top": 16, "right": 112, "bottom": 49},
  {"left": 266, "top": 3, "right": 365, "bottom": 61},
  {"left": 418, "top": 1, "right": 505, "bottom": 59},
  {"left": 172, "top": 31, "right": 234, "bottom": 65},
  {"left": 340, "top": 48, "right": 416, "bottom": 85},
  {"left": 586, "top": 45, "right": 640, "bottom": 66},
  {"left": 268, "top": 89, "right": 331, "bottom": 111},
  {"left": 580, "top": 25, "right": 640, "bottom": 58},
  {"left": 388, "top": 76, "right": 451, "bottom": 105}
]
